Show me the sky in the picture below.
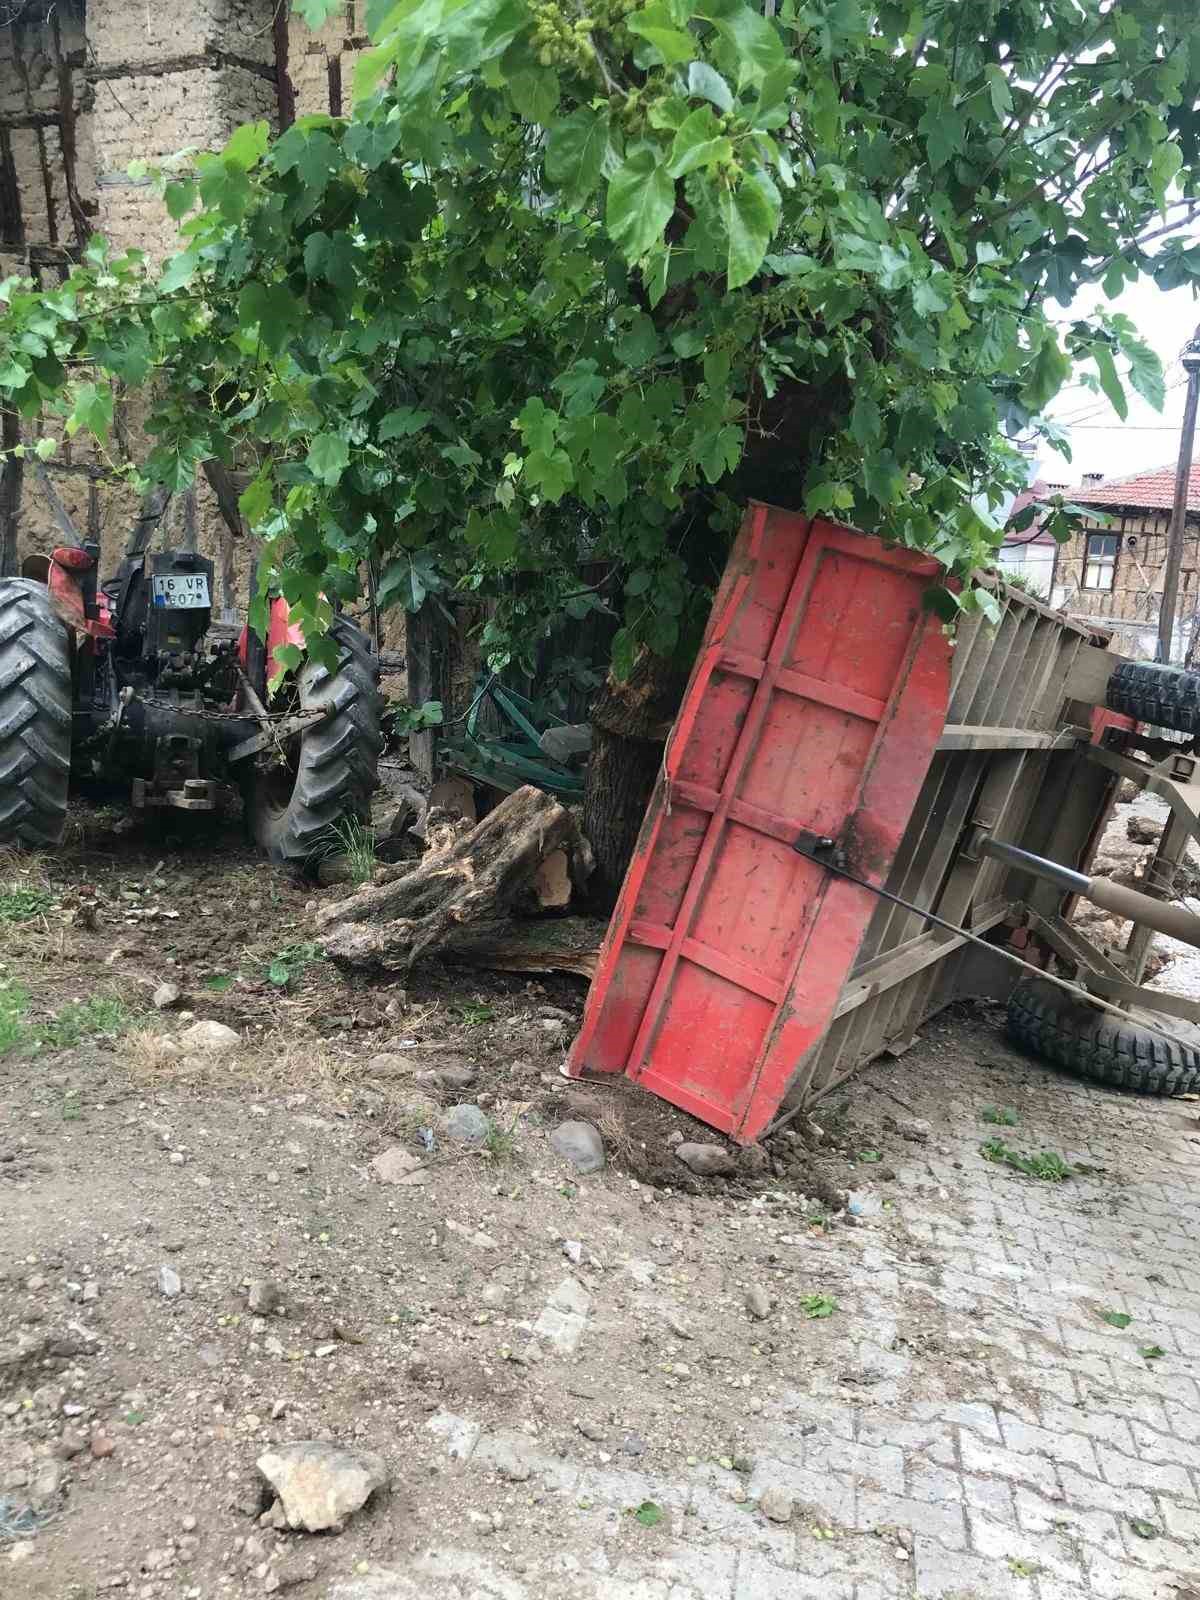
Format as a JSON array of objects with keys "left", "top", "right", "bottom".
[{"left": 1040, "top": 256, "right": 1200, "bottom": 488}]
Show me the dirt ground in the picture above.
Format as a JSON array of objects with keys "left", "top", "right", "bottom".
[{"left": 3, "top": 794, "right": 1200, "bottom": 1600}]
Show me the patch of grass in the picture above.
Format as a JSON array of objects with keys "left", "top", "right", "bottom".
[
  {"left": 458, "top": 1002, "right": 495, "bottom": 1026},
  {"left": 329, "top": 816, "right": 377, "bottom": 885},
  {"left": 204, "top": 972, "right": 236, "bottom": 992},
  {"left": 980, "top": 1104, "right": 1019, "bottom": 1126},
  {"left": 483, "top": 1125, "right": 517, "bottom": 1163},
  {"left": 800, "top": 1293, "right": 837, "bottom": 1320},
  {"left": 0, "top": 883, "right": 54, "bottom": 924},
  {"left": 0, "top": 978, "right": 30, "bottom": 1057},
  {"left": 980, "top": 1137, "right": 1072, "bottom": 1182},
  {"left": 266, "top": 942, "right": 323, "bottom": 988},
  {"left": 60, "top": 1088, "right": 83, "bottom": 1123},
  {"left": 39, "top": 995, "right": 131, "bottom": 1051}
]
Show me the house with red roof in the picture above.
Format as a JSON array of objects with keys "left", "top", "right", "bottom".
[{"left": 1038, "top": 459, "right": 1200, "bottom": 658}]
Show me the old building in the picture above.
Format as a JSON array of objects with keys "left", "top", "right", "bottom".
[
  {"left": 1053, "top": 460, "right": 1200, "bottom": 660},
  {"left": 0, "top": 0, "right": 369, "bottom": 599}
]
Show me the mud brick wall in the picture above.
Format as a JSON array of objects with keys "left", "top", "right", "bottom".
[{"left": 0, "top": 1, "right": 376, "bottom": 628}]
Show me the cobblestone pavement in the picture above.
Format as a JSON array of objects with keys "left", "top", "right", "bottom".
[{"left": 336, "top": 1008, "right": 1200, "bottom": 1600}]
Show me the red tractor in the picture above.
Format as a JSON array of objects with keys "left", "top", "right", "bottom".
[{"left": 0, "top": 528, "right": 382, "bottom": 862}]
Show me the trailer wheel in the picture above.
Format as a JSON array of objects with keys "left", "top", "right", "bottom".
[
  {"left": 1105, "top": 659, "right": 1200, "bottom": 734},
  {"left": 1007, "top": 975, "right": 1200, "bottom": 1096},
  {"left": 246, "top": 617, "right": 383, "bottom": 866},
  {"left": 0, "top": 578, "right": 72, "bottom": 848}
]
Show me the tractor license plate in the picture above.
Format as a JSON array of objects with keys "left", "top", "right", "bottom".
[{"left": 151, "top": 573, "right": 210, "bottom": 609}]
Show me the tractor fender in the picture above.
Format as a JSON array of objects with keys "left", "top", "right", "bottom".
[
  {"left": 22, "top": 547, "right": 115, "bottom": 642},
  {"left": 238, "top": 594, "right": 304, "bottom": 677}
]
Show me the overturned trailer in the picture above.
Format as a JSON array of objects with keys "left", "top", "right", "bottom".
[{"left": 568, "top": 502, "right": 1200, "bottom": 1143}]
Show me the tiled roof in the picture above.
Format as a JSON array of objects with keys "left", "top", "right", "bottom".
[{"left": 1068, "top": 460, "right": 1200, "bottom": 514}]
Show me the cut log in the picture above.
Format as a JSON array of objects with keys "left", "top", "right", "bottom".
[
  {"left": 316, "top": 785, "right": 585, "bottom": 972},
  {"left": 443, "top": 915, "right": 606, "bottom": 979}
]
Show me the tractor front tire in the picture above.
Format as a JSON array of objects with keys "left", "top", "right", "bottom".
[
  {"left": 247, "top": 617, "right": 383, "bottom": 866},
  {"left": 0, "top": 577, "right": 72, "bottom": 848}
]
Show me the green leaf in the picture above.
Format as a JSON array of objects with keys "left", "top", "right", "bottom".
[
  {"left": 164, "top": 179, "right": 197, "bottom": 220},
  {"left": 1020, "top": 335, "right": 1070, "bottom": 412},
  {"left": 634, "top": 1500, "right": 664, "bottom": 1528},
  {"left": 668, "top": 107, "right": 733, "bottom": 178},
  {"left": 615, "top": 313, "right": 661, "bottom": 366},
  {"left": 863, "top": 448, "right": 903, "bottom": 505},
  {"left": 858, "top": 1149, "right": 881, "bottom": 1164},
  {"left": 627, "top": 5, "right": 696, "bottom": 64},
  {"left": 238, "top": 281, "right": 301, "bottom": 353},
  {"left": 509, "top": 67, "right": 560, "bottom": 124},
  {"left": 238, "top": 473, "right": 273, "bottom": 528},
  {"left": 1129, "top": 1519, "right": 1159, "bottom": 1541},
  {"left": 378, "top": 406, "right": 432, "bottom": 440},
  {"left": 687, "top": 61, "right": 733, "bottom": 113},
  {"left": 158, "top": 250, "right": 199, "bottom": 293},
  {"left": 553, "top": 360, "right": 606, "bottom": 418},
  {"left": 306, "top": 433, "right": 351, "bottom": 486},
  {"left": 545, "top": 109, "right": 610, "bottom": 211},
  {"left": 711, "top": 3, "right": 786, "bottom": 87},
  {"left": 33, "top": 436, "right": 57, "bottom": 461},
  {"left": 1124, "top": 337, "right": 1165, "bottom": 411},
  {"left": 1139, "top": 1345, "right": 1166, "bottom": 1361},
  {"left": 525, "top": 446, "right": 574, "bottom": 502},
  {"left": 204, "top": 973, "right": 236, "bottom": 992},
  {"left": 607, "top": 147, "right": 676, "bottom": 264},
  {"left": 1101, "top": 1311, "right": 1133, "bottom": 1329},
  {"left": 919, "top": 103, "right": 965, "bottom": 170},
  {"left": 66, "top": 382, "right": 113, "bottom": 440},
  {"left": 268, "top": 957, "right": 291, "bottom": 987},
  {"left": 721, "top": 170, "right": 779, "bottom": 289},
  {"left": 294, "top": 0, "right": 343, "bottom": 24},
  {"left": 849, "top": 393, "right": 881, "bottom": 448},
  {"left": 222, "top": 120, "right": 270, "bottom": 171},
  {"left": 1092, "top": 344, "right": 1127, "bottom": 422},
  {"left": 800, "top": 1293, "right": 837, "bottom": 1319}
]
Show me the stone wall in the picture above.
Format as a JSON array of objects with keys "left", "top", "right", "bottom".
[{"left": 0, "top": 0, "right": 371, "bottom": 620}]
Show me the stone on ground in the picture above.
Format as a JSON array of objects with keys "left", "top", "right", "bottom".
[
  {"left": 440, "top": 1104, "right": 491, "bottom": 1145},
  {"left": 256, "top": 1440, "right": 388, "bottom": 1533},
  {"left": 675, "top": 1142, "right": 737, "bottom": 1176},
  {"left": 177, "top": 1019, "right": 240, "bottom": 1056},
  {"left": 549, "top": 1120, "right": 605, "bottom": 1174}
]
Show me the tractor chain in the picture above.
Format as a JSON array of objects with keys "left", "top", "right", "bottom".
[{"left": 131, "top": 691, "right": 324, "bottom": 726}]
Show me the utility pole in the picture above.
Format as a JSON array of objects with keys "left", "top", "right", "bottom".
[{"left": 1157, "top": 323, "right": 1200, "bottom": 664}]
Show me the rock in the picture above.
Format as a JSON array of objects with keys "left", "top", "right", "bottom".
[
  {"left": 894, "top": 1116, "right": 932, "bottom": 1144},
  {"left": 675, "top": 1142, "right": 737, "bottom": 1177},
  {"left": 82, "top": 1280, "right": 100, "bottom": 1302},
  {"left": 745, "top": 1284, "right": 772, "bottom": 1321},
  {"left": 58, "top": 1427, "right": 87, "bottom": 1459},
  {"left": 1127, "top": 815, "right": 1160, "bottom": 844},
  {"left": 157, "top": 1264, "right": 182, "bottom": 1298},
  {"left": 269, "top": 1551, "right": 320, "bottom": 1590},
  {"left": 177, "top": 1019, "right": 240, "bottom": 1056},
  {"left": 738, "top": 1143, "right": 770, "bottom": 1176},
  {"left": 90, "top": 1432, "right": 115, "bottom": 1459},
  {"left": 247, "top": 1279, "right": 282, "bottom": 1315},
  {"left": 576, "top": 1418, "right": 606, "bottom": 1442},
  {"left": 440, "top": 1104, "right": 491, "bottom": 1146},
  {"left": 152, "top": 982, "right": 181, "bottom": 1010},
  {"left": 367, "top": 1053, "right": 422, "bottom": 1077},
  {"left": 1116, "top": 778, "right": 1139, "bottom": 804},
  {"left": 531, "top": 1277, "right": 591, "bottom": 1355},
  {"left": 257, "top": 1441, "right": 388, "bottom": 1533},
  {"left": 562, "top": 1239, "right": 583, "bottom": 1265},
  {"left": 759, "top": 1486, "right": 794, "bottom": 1523},
  {"left": 415, "top": 1063, "right": 478, "bottom": 1094},
  {"left": 549, "top": 1120, "right": 605, "bottom": 1175},
  {"left": 31, "top": 1460, "right": 63, "bottom": 1503},
  {"left": 370, "top": 1146, "right": 428, "bottom": 1185},
  {"left": 621, "top": 1433, "right": 647, "bottom": 1458}
]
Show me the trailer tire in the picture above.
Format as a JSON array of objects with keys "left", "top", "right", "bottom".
[
  {"left": 0, "top": 577, "right": 72, "bottom": 849},
  {"left": 1105, "top": 659, "right": 1200, "bottom": 735},
  {"left": 1007, "top": 975, "right": 1200, "bottom": 1096},
  {"left": 246, "top": 617, "right": 383, "bottom": 866}
]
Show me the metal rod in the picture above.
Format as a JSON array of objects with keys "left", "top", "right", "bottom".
[
  {"left": 978, "top": 837, "right": 1091, "bottom": 895},
  {"left": 1157, "top": 323, "right": 1200, "bottom": 665}
]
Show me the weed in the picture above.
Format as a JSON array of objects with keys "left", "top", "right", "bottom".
[
  {"left": 1139, "top": 1344, "right": 1166, "bottom": 1361},
  {"left": 0, "top": 978, "right": 30, "bottom": 1057},
  {"left": 266, "top": 943, "right": 323, "bottom": 988},
  {"left": 858, "top": 1149, "right": 881, "bottom": 1164},
  {"left": 329, "top": 816, "right": 377, "bottom": 885},
  {"left": 980, "top": 1104, "right": 1019, "bottom": 1126},
  {"left": 204, "top": 973, "right": 236, "bottom": 992},
  {"left": 980, "top": 1137, "right": 1071, "bottom": 1182},
  {"left": 633, "top": 1501, "right": 663, "bottom": 1528},
  {"left": 800, "top": 1293, "right": 837, "bottom": 1319},
  {"left": 40, "top": 996, "right": 131, "bottom": 1051},
  {"left": 458, "top": 1002, "right": 495, "bottom": 1026},
  {"left": 0, "top": 884, "right": 54, "bottom": 924},
  {"left": 483, "top": 1125, "right": 517, "bottom": 1163},
  {"left": 1129, "top": 1519, "right": 1158, "bottom": 1540},
  {"left": 1007, "top": 1557, "right": 1040, "bottom": 1579},
  {"left": 60, "top": 1089, "right": 83, "bottom": 1123},
  {"left": 1101, "top": 1310, "right": 1132, "bottom": 1329}
]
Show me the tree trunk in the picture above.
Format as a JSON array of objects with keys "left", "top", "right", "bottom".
[
  {"left": 316, "top": 784, "right": 586, "bottom": 972},
  {"left": 405, "top": 599, "right": 452, "bottom": 781},
  {"left": 581, "top": 649, "right": 685, "bottom": 911}
]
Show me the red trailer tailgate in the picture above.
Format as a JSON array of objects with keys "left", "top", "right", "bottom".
[{"left": 568, "top": 503, "right": 954, "bottom": 1143}]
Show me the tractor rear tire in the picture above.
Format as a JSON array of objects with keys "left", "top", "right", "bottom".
[
  {"left": 0, "top": 577, "right": 72, "bottom": 848},
  {"left": 1006, "top": 975, "right": 1200, "bottom": 1096},
  {"left": 1105, "top": 659, "right": 1200, "bottom": 735},
  {"left": 247, "top": 616, "right": 383, "bottom": 866}
]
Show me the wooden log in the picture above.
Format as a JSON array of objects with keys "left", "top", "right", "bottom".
[
  {"left": 443, "top": 915, "right": 605, "bottom": 979},
  {"left": 317, "top": 785, "right": 583, "bottom": 972}
]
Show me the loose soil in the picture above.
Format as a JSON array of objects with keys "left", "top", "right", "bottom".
[{"left": 0, "top": 796, "right": 1182, "bottom": 1599}]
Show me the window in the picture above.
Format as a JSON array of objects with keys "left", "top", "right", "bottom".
[{"left": 1083, "top": 533, "right": 1118, "bottom": 591}]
